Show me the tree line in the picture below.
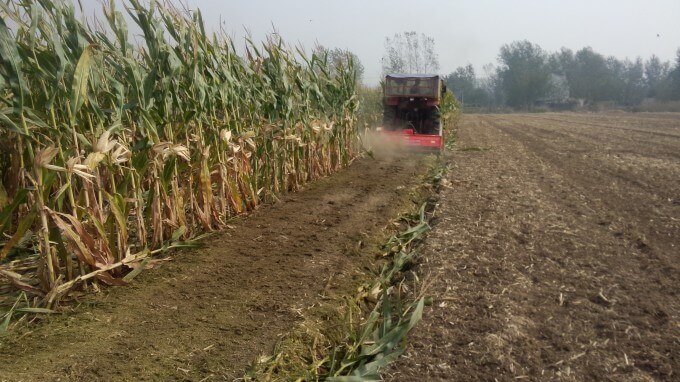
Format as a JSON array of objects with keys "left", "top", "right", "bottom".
[{"left": 445, "top": 41, "right": 680, "bottom": 110}]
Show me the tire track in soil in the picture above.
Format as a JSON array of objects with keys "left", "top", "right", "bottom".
[
  {"left": 494, "top": 114, "right": 680, "bottom": 160},
  {"left": 522, "top": 114, "right": 680, "bottom": 139},
  {"left": 0, "top": 155, "right": 430, "bottom": 382},
  {"left": 387, "top": 114, "right": 679, "bottom": 381},
  {"left": 484, "top": 115, "right": 680, "bottom": 204},
  {"left": 485, "top": 116, "right": 678, "bottom": 273}
]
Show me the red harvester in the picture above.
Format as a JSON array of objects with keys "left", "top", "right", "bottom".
[{"left": 378, "top": 74, "right": 446, "bottom": 151}]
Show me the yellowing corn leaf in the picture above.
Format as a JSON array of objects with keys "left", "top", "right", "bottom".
[
  {"left": 241, "top": 130, "right": 256, "bottom": 139},
  {"left": 0, "top": 269, "right": 44, "bottom": 296},
  {"left": 170, "top": 144, "right": 190, "bottom": 162},
  {"left": 33, "top": 146, "right": 59, "bottom": 170},
  {"left": 94, "top": 130, "right": 115, "bottom": 153},
  {"left": 106, "top": 191, "right": 128, "bottom": 242},
  {"left": 219, "top": 129, "right": 232, "bottom": 143},
  {"left": 152, "top": 142, "right": 190, "bottom": 162},
  {"left": 152, "top": 142, "right": 170, "bottom": 155},
  {"left": 66, "top": 157, "right": 95, "bottom": 181},
  {"left": 226, "top": 177, "right": 243, "bottom": 214},
  {"left": 110, "top": 144, "right": 131, "bottom": 164},
  {"left": 48, "top": 210, "right": 96, "bottom": 267},
  {"left": 0, "top": 182, "right": 7, "bottom": 210},
  {"left": 245, "top": 138, "right": 256, "bottom": 150},
  {"left": 47, "top": 209, "right": 114, "bottom": 268},
  {"left": 84, "top": 152, "right": 106, "bottom": 170},
  {"left": 96, "top": 272, "right": 127, "bottom": 286}
]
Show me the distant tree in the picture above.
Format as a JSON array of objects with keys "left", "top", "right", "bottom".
[
  {"left": 620, "top": 58, "right": 646, "bottom": 105},
  {"left": 548, "top": 47, "right": 575, "bottom": 78},
  {"left": 444, "top": 65, "right": 474, "bottom": 103},
  {"left": 481, "top": 63, "right": 505, "bottom": 108},
  {"left": 381, "top": 32, "right": 440, "bottom": 74},
  {"left": 605, "top": 56, "right": 627, "bottom": 102},
  {"left": 546, "top": 74, "right": 570, "bottom": 101},
  {"left": 314, "top": 46, "right": 365, "bottom": 83},
  {"left": 442, "top": 42, "right": 679, "bottom": 109},
  {"left": 566, "top": 48, "right": 619, "bottom": 103},
  {"left": 444, "top": 64, "right": 487, "bottom": 105},
  {"left": 644, "top": 55, "right": 670, "bottom": 98},
  {"left": 496, "top": 40, "right": 551, "bottom": 108}
]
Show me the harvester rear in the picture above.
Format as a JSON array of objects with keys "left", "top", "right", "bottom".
[{"left": 377, "top": 74, "right": 446, "bottom": 151}]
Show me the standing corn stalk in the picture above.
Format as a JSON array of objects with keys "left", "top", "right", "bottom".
[{"left": 0, "top": 0, "right": 361, "bottom": 306}]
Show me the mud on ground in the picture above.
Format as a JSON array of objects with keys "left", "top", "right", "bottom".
[
  {"left": 0, "top": 154, "right": 433, "bottom": 382},
  {"left": 388, "top": 113, "right": 679, "bottom": 381}
]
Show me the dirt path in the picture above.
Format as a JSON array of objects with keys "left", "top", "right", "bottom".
[
  {"left": 0, "top": 156, "right": 428, "bottom": 382},
  {"left": 388, "top": 113, "right": 680, "bottom": 381}
]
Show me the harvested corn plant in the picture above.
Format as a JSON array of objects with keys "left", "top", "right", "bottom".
[{"left": 0, "top": 0, "right": 360, "bottom": 308}]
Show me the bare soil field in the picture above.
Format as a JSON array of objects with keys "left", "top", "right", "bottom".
[
  {"left": 2, "top": 112, "right": 678, "bottom": 382},
  {"left": 0, "top": 156, "right": 431, "bottom": 381},
  {"left": 388, "top": 113, "right": 679, "bottom": 381}
]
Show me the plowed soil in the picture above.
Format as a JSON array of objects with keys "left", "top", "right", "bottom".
[
  {"left": 388, "top": 113, "right": 680, "bottom": 381},
  {"left": 0, "top": 156, "right": 430, "bottom": 381}
]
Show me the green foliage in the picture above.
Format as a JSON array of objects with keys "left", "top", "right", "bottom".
[
  {"left": 322, "top": 204, "right": 431, "bottom": 380},
  {"left": 443, "top": 64, "right": 489, "bottom": 106},
  {"left": 645, "top": 55, "right": 671, "bottom": 99},
  {"left": 444, "top": 42, "right": 680, "bottom": 110},
  {"left": 440, "top": 90, "right": 460, "bottom": 115},
  {"left": 355, "top": 85, "right": 383, "bottom": 129},
  {"left": 497, "top": 40, "right": 551, "bottom": 109}
]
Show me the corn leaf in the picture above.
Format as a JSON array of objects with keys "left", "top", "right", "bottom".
[
  {"left": 70, "top": 45, "right": 95, "bottom": 124},
  {"left": 0, "top": 189, "right": 31, "bottom": 230},
  {"left": 15, "top": 307, "right": 56, "bottom": 314},
  {"left": 106, "top": 192, "right": 128, "bottom": 240},
  {"left": 0, "top": 212, "right": 36, "bottom": 261},
  {"left": 0, "top": 18, "right": 27, "bottom": 113}
]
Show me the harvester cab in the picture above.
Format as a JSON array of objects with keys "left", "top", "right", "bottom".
[{"left": 378, "top": 74, "right": 446, "bottom": 150}]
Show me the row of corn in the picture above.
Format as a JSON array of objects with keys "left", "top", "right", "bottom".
[{"left": 0, "top": 0, "right": 360, "bottom": 305}]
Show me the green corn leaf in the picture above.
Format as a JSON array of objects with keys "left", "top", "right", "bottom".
[
  {"left": 0, "top": 108, "right": 24, "bottom": 135},
  {"left": 122, "top": 257, "right": 151, "bottom": 282},
  {"left": 0, "top": 66, "right": 6, "bottom": 92},
  {"left": 406, "top": 298, "right": 425, "bottom": 331},
  {"left": 326, "top": 377, "right": 380, "bottom": 382},
  {"left": 0, "top": 18, "right": 27, "bottom": 113},
  {"left": 0, "top": 189, "right": 30, "bottom": 232},
  {"left": 0, "top": 296, "right": 21, "bottom": 334},
  {"left": 171, "top": 226, "right": 187, "bottom": 242},
  {"left": 0, "top": 211, "right": 36, "bottom": 261},
  {"left": 28, "top": 4, "right": 42, "bottom": 48},
  {"left": 70, "top": 44, "right": 95, "bottom": 124},
  {"left": 106, "top": 192, "right": 128, "bottom": 240},
  {"left": 23, "top": 107, "right": 51, "bottom": 131}
]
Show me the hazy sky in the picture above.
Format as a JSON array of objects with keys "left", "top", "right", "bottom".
[{"left": 84, "top": 0, "right": 680, "bottom": 85}]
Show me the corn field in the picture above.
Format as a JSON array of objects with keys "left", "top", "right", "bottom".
[{"left": 0, "top": 0, "right": 360, "bottom": 307}]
